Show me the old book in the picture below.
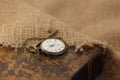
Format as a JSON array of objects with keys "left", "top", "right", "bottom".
[{"left": 0, "top": 45, "right": 104, "bottom": 80}]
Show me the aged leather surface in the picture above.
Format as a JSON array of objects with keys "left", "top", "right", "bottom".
[{"left": 0, "top": 47, "right": 90, "bottom": 80}]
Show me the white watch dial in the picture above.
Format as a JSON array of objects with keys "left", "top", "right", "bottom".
[{"left": 40, "top": 38, "right": 66, "bottom": 55}]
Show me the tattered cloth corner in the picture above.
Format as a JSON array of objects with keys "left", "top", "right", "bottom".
[{"left": 0, "top": 0, "right": 101, "bottom": 49}]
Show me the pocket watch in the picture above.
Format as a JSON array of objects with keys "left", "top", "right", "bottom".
[
  {"left": 38, "top": 38, "right": 67, "bottom": 56},
  {"left": 23, "top": 30, "right": 67, "bottom": 57}
]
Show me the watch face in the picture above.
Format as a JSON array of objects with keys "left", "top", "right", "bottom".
[{"left": 40, "top": 38, "right": 66, "bottom": 56}]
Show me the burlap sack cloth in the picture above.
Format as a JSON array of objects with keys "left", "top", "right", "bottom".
[{"left": 0, "top": 0, "right": 119, "bottom": 80}]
